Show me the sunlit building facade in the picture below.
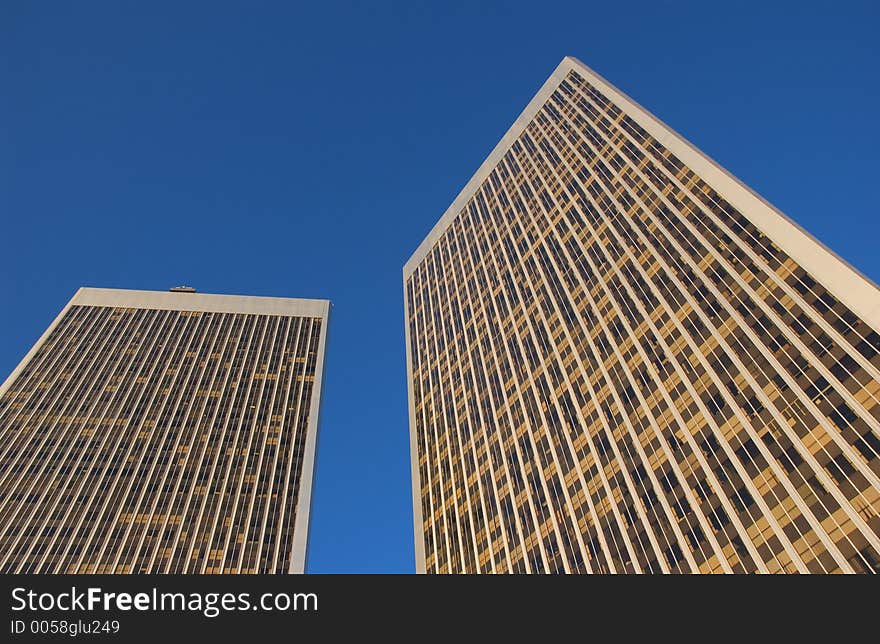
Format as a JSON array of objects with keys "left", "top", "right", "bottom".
[
  {"left": 0, "top": 287, "right": 328, "bottom": 573},
  {"left": 404, "top": 57, "right": 880, "bottom": 573}
]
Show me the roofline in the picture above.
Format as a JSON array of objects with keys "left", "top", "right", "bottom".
[
  {"left": 71, "top": 287, "right": 330, "bottom": 318},
  {"left": 402, "top": 54, "right": 880, "bottom": 327}
]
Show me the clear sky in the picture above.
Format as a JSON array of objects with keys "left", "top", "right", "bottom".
[{"left": 1, "top": 1, "right": 878, "bottom": 573}]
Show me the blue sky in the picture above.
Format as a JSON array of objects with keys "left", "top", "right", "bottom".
[{"left": 1, "top": 1, "right": 878, "bottom": 573}]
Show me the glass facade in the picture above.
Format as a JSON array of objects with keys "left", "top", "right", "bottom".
[
  {"left": 0, "top": 289, "right": 328, "bottom": 573},
  {"left": 405, "top": 58, "right": 880, "bottom": 573}
]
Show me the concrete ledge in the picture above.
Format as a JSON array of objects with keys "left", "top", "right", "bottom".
[{"left": 72, "top": 287, "right": 330, "bottom": 318}]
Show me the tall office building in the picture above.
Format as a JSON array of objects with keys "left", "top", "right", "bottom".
[
  {"left": 404, "top": 57, "right": 880, "bottom": 574},
  {"left": 0, "top": 287, "right": 329, "bottom": 573}
]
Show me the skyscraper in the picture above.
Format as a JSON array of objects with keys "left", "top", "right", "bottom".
[
  {"left": 404, "top": 57, "right": 880, "bottom": 573},
  {"left": 0, "top": 287, "right": 329, "bottom": 573}
]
